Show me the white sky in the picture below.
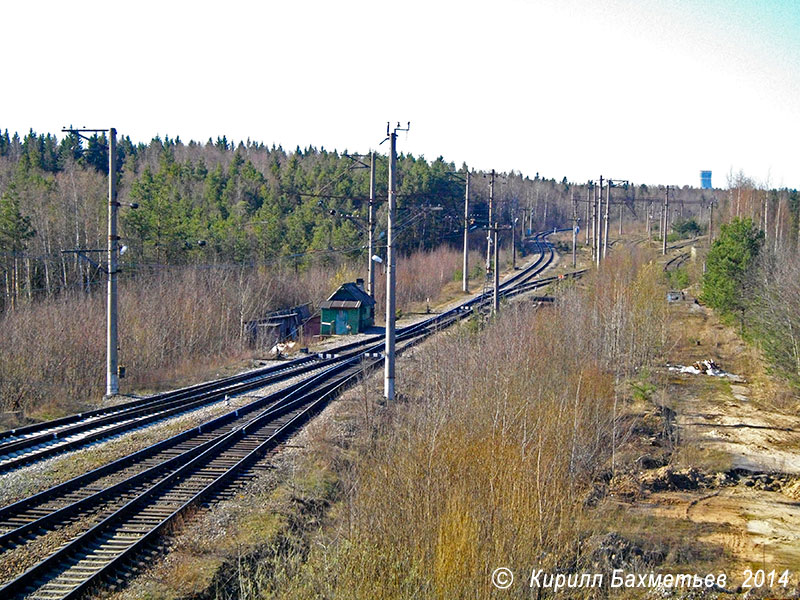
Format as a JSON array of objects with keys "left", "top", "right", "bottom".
[{"left": 4, "top": 0, "right": 800, "bottom": 188}]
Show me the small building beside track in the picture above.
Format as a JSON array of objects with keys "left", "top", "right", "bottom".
[
  {"left": 319, "top": 279, "right": 375, "bottom": 335},
  {"left": 244, "top": 304, "right": 312, "bottom": 349}
]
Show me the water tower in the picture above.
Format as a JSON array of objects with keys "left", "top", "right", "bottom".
[{"left": 700, "top": 170, "right": 712, "bottom": 189}]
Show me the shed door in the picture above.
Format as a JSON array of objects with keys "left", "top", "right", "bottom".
[{"left": 335, "top": 310, "right": 348, "bottom": 335}]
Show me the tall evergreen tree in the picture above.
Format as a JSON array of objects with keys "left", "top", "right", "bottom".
[{"left": 701, "top": 217, "right": 764, "bottom": 325}]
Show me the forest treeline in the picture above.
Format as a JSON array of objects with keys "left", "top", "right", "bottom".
[
  {"left": 6, "top": 127, "right": 788, "bottom": 313},
  {"left": 3, "top": 126, "right": 800, "bottom": 416},
  {"left": 702, "top": 214, "right": 800, "bottom": 390},
  {"left": 0, "top": 127, "right": 582, "bottom": 311}
]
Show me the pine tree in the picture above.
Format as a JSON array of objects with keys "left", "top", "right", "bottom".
[
  {"left": 0, "top": 129, "right": 10, "bottom": 156},
  {"left": 57, "top": 131, "right": 83, "bottom": 168},
  {"left": 0, "top": 188, "right": 36, "bottom": 309},
  {"left": 82, "top": 133, "right": 108, "bottom": 172},
  {"left": 701, "top": 217, "right": 764, "bottom": 326}
]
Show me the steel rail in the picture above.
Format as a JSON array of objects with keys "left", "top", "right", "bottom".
[
  {"left": 0, "top": 303, "right": 469, "bottom": 549},
  {"left": 0, "top": 320, "right": 405, "bottom": 448},
  {"left": 0, "top": 290, "right": 476, "bottom": 474},
  {"left": 0, "top": 319, "right": 441, "bottom": 599},
  {"left": 0, "top": 231, "right": 561, "bottom": 599}
]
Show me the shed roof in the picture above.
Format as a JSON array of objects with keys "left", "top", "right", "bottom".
[
  {"left": 324, "top": 282, "right": 375, "bottom": 306},
  {"left": 320, "top": 300, "right": 363, "bottom": 310}
]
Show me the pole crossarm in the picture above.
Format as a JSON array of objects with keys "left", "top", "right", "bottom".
[
  {"left": 61, "top": 249, "right": 107, "bottom": 273},
  {"left": 61, "top": 127, "right": 110, "bottom": 149}
]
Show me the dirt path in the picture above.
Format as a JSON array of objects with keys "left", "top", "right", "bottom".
[{"left": 629, "top": 296, "right": 800, "bottom": 577}]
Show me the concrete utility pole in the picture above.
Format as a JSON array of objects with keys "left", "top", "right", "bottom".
[
  {"left": 511, "top": 210, "right": 517, "bottom": 270},
  {"left": 384, "top": 122, "right": 409, "bottom": 401},
  {"left": 596, "top": 176, "right": 603, "bottom": 267},
  {"left": 588, "top": 194, "right": 593, "bottom": 256},
  {"left": 63, "top": 126, "right": 130, "bottom": 398},
  {"left": 368, "top": 151, "right": 376, "bottom": 298},
  {"left": 602, "top": 178, "right": 610, "bottom": 261},
  {"left": 572, "top": 191, "right": 578, "bottom": 268},
  {"left": 708, "top": 201, "right": 714, "bottom": 243},
  {"left": 604, "top": 179, "right": 629, "bottom": 257},
  {"left": 662, "top": 186, "right": 669, "bottom": 255},
  {"left": 107, "top": 128, "right": 119, "bottom": 397},
  {"left": 543, "top": 195, "right": 549, "bottom": 227},
  {"left": 589, "top": 182, "right": 596, "bottom": 256},
  {"left": 485, "top": 222, "right": 511, "bottom": 314},
  {"left": 462, "top": 170, "right": 470, "bottom": 293},
  {"left": 486, "top": 169, "right": 495, "bottom": 271},
  {"left": 493, "top": 225, "right": 500, "bottom": 314},
  {"left": 585, "top": 182, "right": 591, "bottom": 246}
]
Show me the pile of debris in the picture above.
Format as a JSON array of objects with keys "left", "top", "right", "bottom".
[
  {"left": 639, "top": 466, "right": 708, "bottom": 492},
  {"left": 668, "top": 358, "right": 743, "bottom": 380}
]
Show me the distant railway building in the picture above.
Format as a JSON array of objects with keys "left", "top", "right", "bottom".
[
  {"left": 319, "top": 278, "right": 375, "bottom": 335},
  {"left": 244, "top": 304, "right": 312, "bottom": 349}
]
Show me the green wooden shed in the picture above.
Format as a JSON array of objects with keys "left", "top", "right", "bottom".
[{"left": 319, "top": 279, "right": 375, "bottom": 335}]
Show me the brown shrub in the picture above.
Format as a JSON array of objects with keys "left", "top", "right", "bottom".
[
  {"left": 0, "top": 247, "right": 472, "bottom": 422},
  {"left": 280, "top": 246, "right": 668, "bottom": 599}
]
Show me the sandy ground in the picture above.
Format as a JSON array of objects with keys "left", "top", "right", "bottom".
[{"left": 629, "top": 292, "right": 800, "bottom": 578}]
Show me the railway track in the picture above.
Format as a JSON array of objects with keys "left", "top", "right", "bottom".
[
  {"left": 0, "top": 321, "right": 441, "bottom": 473},
  {"left": 0, "top": 231, "right": 557, "bottom": 474},
  {"left": 664, "top": 251, "right": 690, "bottom": 272},
  {"left": 0, "top": 358, "right": 335, "bottom": 474},
  {"left": 0, "top": 231, "right": 565, "bottom": 599}
]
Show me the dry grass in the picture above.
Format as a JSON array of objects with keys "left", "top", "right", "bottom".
[
  {"left": 270, "top": 246, "right": 670, "bottom": 600},
  {"left": 372, "top": 246, "right": 486, "bottom": 321},
  {"left": 0, "top": 247, "right": 472, "bottom": 426},
  {"left": 96, "top": 245, "right": 674, "bottom": 600}
]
